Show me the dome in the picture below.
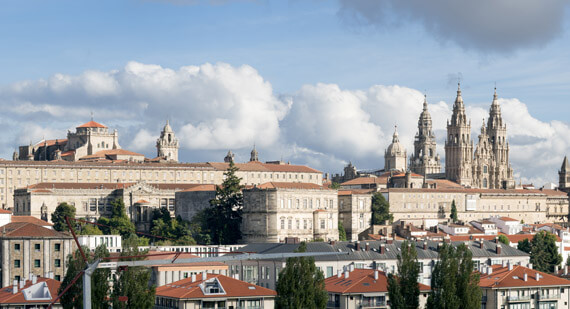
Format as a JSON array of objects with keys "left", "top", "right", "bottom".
[
  {"left": 386, "top": 127, "right": 405, "bottom": 155},
  {"left": 163, "top": 120, "right": 173, "bottom": 133}
]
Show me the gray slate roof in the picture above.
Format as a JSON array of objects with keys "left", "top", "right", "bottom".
[{"left": 239, "top": 240, "right": 528, "bottom": 262}]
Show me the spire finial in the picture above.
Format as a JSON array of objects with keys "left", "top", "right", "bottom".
[{"left": 90, "top": 111, "right": 94, "bottom": 121}]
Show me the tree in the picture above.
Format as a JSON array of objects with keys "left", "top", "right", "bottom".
[
  {"left": 98, "top": 198, "right": 135, "bottom": 238},
  {"left": 426, "top": 243, "right": 481, "bottom": 309},
  {"left": 149, "top": 208, "right": 196, "bottom": 245},
  {"left": 498, "top": 234, "right": 510, "bottom": 245},
  {"left": 450, "top": 200, "right": 458, "bottom": 223},
  {"left": 203, "top": 161, "right": 244, "bottom": 245},
  {"left": 387, "top": 241, "right": 420, "bottom": 309},
  {"left": 276, "top": 242, "right": 327, "bottom": 309},
  {"left": 59, "top": 245, "right": 111, "bottom": 309},
  {"left": 529, "top": 231, "right": 562, "bottom": 273},
  {"left": 110, "top": 235, "right": 155, "bottom": 309},
  {"left": 371, "top": 192, "right": 393, "bottom": 224},
  {"left": 517, "top": 238, "right": 531, "bottom": 253},
  {"left": 330, "top": 182, "right": 341, "bottom": 190},
  {"left": 338, "top": 221, "right": 347, "bottom": 241},
  {"left": 79, "top": 221, "right": 103, "bottom": 235},
  {"left": 51, "top": 202, "right": 76, "bottom": 232}
]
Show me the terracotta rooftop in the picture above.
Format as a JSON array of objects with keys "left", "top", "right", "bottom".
[
  {"left": 23, "top": 182, "right": 204, "bottom": 192},
  {"left": 180, "top": 184, "right": 218, "bottom": 192},
  {"left": 208, "top": 161, "right": 322, "bottom": 174},
  {"left": 499, "top": 217, "right": 519, "bottom": 222},
  {"left": 144, "top": 251, "right": 227, "bottom": 268},
  {"left": 34, "top": 139, "right": 68, "bottom": 148},
  {"left": 392, "top": 172, "right": 423, "bottom": 178},
  {"left": 80, "top": 149, "right": 145, "bottom": 160},
  {"left": 155, "top": 274, "right": 276, "bottom": 299},
  {"left": 0, "top": 222, "right": 70, "bottom": 238},
  {"left": 255, "top": 182, "right": 328, "bottom": 190},
  {"left": 0, "top": 277, "right": 60, "bottom": 305},
  {"left": 479, "top": 265, "right": 570, "bottom": 288},
  {"left": 338, "top": 189, "right": 376, "bottom": 196},
  {"left": 325, "top": 269, "right": 430, "bottom": 294},
  {"left": 0, "top": 209, "right": 11, "bottom": 214},
  {"left": 77, "top": 120, "right": 107, "bottom": 128},
  {"left": 11, "top": 216, "right": 53, "bottom": 226},
  {"left": 340, "top": 177, "right": 388, "bottom": 186}
]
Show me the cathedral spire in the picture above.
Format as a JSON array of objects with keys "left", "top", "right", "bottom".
[
  {"left": 250, "top": 144, "right": 259, "bottom": 162},
  {"left": 423, "top": 94, "right": 428, "bottom": 111},
  {"left": 455, "top": 82, "right": 463, "bottom": 106},
  {"left": 392, "top": 125, "right": 399, "bottom": 143}
]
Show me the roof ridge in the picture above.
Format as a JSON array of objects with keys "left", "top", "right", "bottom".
[
  {"left": 340, "top": 270, "right": 372, "bottom": 293},
  {"left": 494, "top": 265, "right": 520, "bottom": 284}
]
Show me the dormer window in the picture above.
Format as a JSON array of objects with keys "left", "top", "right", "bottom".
[{"left": 199, "top": 278, "right": 226, "bottom": 295}]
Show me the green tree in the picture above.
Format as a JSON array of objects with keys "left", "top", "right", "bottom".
[
  {"left": 371, "top": 192, "right": 393, "bottom": 224},
  {"left": 338, "top": 221, "right": 347, "bottom": 241},
  {"left": 330, "top": 182, "right": 341, "bottom": 190},
  {"left": 517, "top": 238, "right": 531, "bottom": 253},
  {"left": 204, "top": 161, "right": 244, "bottom": 244},
  {"left": 426, "top": 243, "right": 481, "bottom": 309},
  {"left": 450, "top": 200, "right": 458, "bottom": 223},
  {"left": 51, "top": 202, "right": 76, "bottom": 232},
  {"left": 110, "top": 234, "right": 155, "bottom": 309},
  {"left": 529, "top": 231, "right": 562, "bottom": 273},
  {"left": 498, "top": 234, "right": 510, "bottom": 245},
  {"left": 387, "top": 241, "right": 420, "bottom": 309},
  {"left": 79, "top": 220, "right": 103, "bottom": 235},
  {"left": 98, "top": 198, "right": 135, "bottom": 238},
  {"left": 59, "top": 245, "right": 111, "bottom": 309},
  {"left": 276, "top": 242, "right": 327, "bottom": 309},
  {"left": 149, "top": 208, "right": 196, "bottom": 245}
]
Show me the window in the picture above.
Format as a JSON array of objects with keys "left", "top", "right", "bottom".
[
  {"left": 288, "top": 219, "right": 292, "bottom": 230},
  {"left": 14, "top": 260, "right": 20, "bottom": 268},
  {"left": 168, "top": 199, "right": 175, "bottom": 211},
  {"left": 14, "top": 243, "right": 20, "bottom": 252},
  {"left": 320, "top": 220, "right": 325, "bottom": 229},
  {"left": 55, "top": 259, "right": 61, "bottom": 267},
  {"left": 89, "top": 198, "right": 97, "bottom": 211},
  {"left": 35, "top": 244, "right": 41, "bottom": 252},
  {"left": 280, "top": 219, "right": 285, "bottom": 230},
  {"left": 327, "top": 266, "right": 333, "bottom": 278},
  {"left": 55, "top": 275, "right": 61, "bottom": 281},
  {"left": 34, "top": 259, "right": 41, "bottom": 267},
  {"left": 54, "top": 243, "right": 61, "bottom": 252}
]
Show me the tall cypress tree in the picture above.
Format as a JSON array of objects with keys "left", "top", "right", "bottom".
[
  {"left": 387, "top": 240, "right": 420, "bottom": 309},
  {"left": 276, "top": 242, "right": 327, "bottom": 309},
  {"left": 450, "top": 200, "right": 458, "bottom": 223},
  {"left": 371, "top": 192, "right": 393, "bottom": 224},
  {"left": 530, "top": 231, "right": 562, "bottom": 273}
]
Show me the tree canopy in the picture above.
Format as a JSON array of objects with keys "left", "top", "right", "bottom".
[
  {"left": 387, "top": 240, "right": 420, "bottom": 309},
  {"left": 51, "top": 202, "right": 76, "bottom": 232},
  {"left": 450, "top": 200, "right": 458, "bottom": 223},
  {"left": 498, "top": 234, "right": 510, "bottom": 245},
  {"left": 371, "top": 192, "right": 393, "bottom": 225},
  {"left": 529, "top": 231, "right": 562, "bottom": 273},
  {"left": 97, "top": 198, "right": 136, "bottom": 238},
  {"left": 338, "top": 221, "right": 347, "bottom": 241},
  {"left": 276, "top": 242, "right": 327, "bottom": 309},
  {"left": 59, "top": 244, "right": 111, "bottom": 309},
  {"left": 200, "top": 161, "right": 244, "bottom": 245},
  {"left": 150, "top": 208, "right": 196, "bottom": 245},
  {"left": 426, "top": 243, "right": 481, "bottom": 309}
]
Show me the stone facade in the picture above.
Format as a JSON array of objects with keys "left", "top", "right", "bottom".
[
  {"left": 175, "top": 185, "right": 217, "bottom": 223},
  {"left": 560, "top": 156, "right": 570, "bottom": 192},
  {"left": 0, "top": 223, "right": 75, "bottom": 286},
  {"left": 156, "top": 120, "right": 179, "bottom": 162},
  {"left": 409, "top": 95, "right": 441, "bottom": 175},
  {"left": 445, "top": 84, "right": 474, "bottom": 187},
  {"left": 338, "top": 190, "right": 373, "bottom": 241},
  {"left": 384, "top": 127, "right": 407, "bottom": 172},
  {"left": 241, "top": 182, "right": 339, "bottom": 243}
]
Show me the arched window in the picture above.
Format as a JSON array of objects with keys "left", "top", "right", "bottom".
[{"left": 483, "top": 178, "right": 488, "bottom": 188}]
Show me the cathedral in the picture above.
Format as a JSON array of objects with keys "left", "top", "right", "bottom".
[{"left": 382, "top": 83, "right": 515, "bottom": 189}]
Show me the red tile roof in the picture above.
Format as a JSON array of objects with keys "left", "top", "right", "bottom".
[
  {"left": 325, "top": 269, "right": 430, "bottom": 294},
  {"left": 144, "top": 251, "right": 227, "bottom": 268},
  {"left": 340, "top": 177, "right": 388, "bottom": 186},
  {"left": 11, "top": 216, "right": 53, "bottom": 226},
  {"left": 479, "top": 265, "right": 570, "bottom": 288},
  {"left": 0, "top": 209, "right": 11, "bottom": 214},
  {"left": 155, "top": 274, "right": 276, "bottom": 299},
  {"left": 256, "top": 182, "right": 328, "bottom": 190},
  {"left": 23, "top": 182, "right": 204, "bottom": 192},
  {"left": 499, "top": 217, "right": 519, "bottom": 222},
  {"left": 338, "top": 189, "right": 375, "bottom": 196},
  {"left": 179, "top": 184, "right": 218, "bottom": 192},
  {"left": 77, "top": 120, "right": 107, "bottom": 128},
  {"left": 135, "top": 199, "right": 150, "bottom": 204},
  {"left": 34, "top": 139, "right": 68, "bottom": 148},
  {"left": 208, "top": 161, "right": 321, "bottom": 174},
  {"left": 392, "top": 172, "right": 423, "bottom": 178},
  {"left": 80, "top": 149, "right": 145, "bottom": 160},
  {"left": 0, "top": 222, "right": 70, "bottom": 238},
  {"left": 0, "top": 277, "right": 60, "bottom": 305},
  {"left": 505, "top": 233, "right": 561, "bottom": 243}
]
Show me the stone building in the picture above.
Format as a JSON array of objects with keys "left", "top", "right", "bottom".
[
  {"left": 338, "top": 190, "right": 374, "bottom": 241},
  {"left": 156, "top": 120, "right": 179, "bottom": 162},
  {"left": 241, "top": 182, "right": 339, "bottom": 243},
  {"left": 13, "top": 181, "right": 201, "bottom": 232},
  {"left": 409, "top": 95, "right": 442, "bottom": 176},
  {"left": 384, "top": 127, "right": 407, "bottom": 172},
  {"left": 175, "top": 184, "right": 217, "bottom": 223},
  {"left": 559, "top": 156, "right": 570, "bottom": 193},
  {"left": 445, "top": 84, "right": 474, "bottom": 187},
  {"left": 0, "top": 222, "right": 75, "bottom": 286}
]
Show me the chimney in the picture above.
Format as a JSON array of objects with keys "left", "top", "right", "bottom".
[
  {"left": 555, "top": 265, "right": 559, "bottom": 274},
  {"left": 423, "top": 241, "right": 428, "bottom": 250},
  {"left": 374, "top": 270, "right": 378, "bottom": 280},
  {"left": 349, "top": 264, "right": 354, "bottom": 272},
  {"left": 337, "top": 270, "right": 342, "bottom": 278},
  {"left": 536, "top": 272, "right": 540, "bottom": 282},
  {"left": 202, "top": 271, "right": 207, "bottom": 280},
  {"left": 355, "top": 242, "right": 361, "bottom": 251},
  {"left": 488, "top": 267, "right": 493, "bottom": 275},
  {"left": 12, "top": 280, "right": 17, "bottom": 294},
  {"left": 496, "top": 244, "right": 502, "bottom": 255},
  {"left": 508, "top": 262, "right": 513, "bottom": 271},
  {"left": 380, "top": 244, "right": 386, "bottom": 254},
  {"left": 330, "top": 240, "right": 336, "bottom": 246},
  {"left": 386, "top": 239, "right": 393, "bottom": 244},
  {"left": 344, "top": 269, "right": 349, "bottom": 279},
  {"left": 528, "top": 263, "right": 533, "bottom": 270},
  {"left": 32, "top": 275, "right": 37, "bottom": 284},
  {"left": 191, "top": 273, "right": 196, "bottom": 282},
  {"left": 502, "top": 260, "right": 506, "bottom": 268},
  {"left": 523, "top": 273, "right": 527, "bottom": 281},
  {"left": 565, "top": 266, "right": 568, "bottom": 276},
  {"left": 19, "top": 280, "right": 24, "bottom": 289},
  {"left": 365, "top": 242, "right": 370, "bottom": 252}
]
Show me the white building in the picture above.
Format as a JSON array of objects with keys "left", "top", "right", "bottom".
[{"left": 78, "top": 235, "right": 122, "bottom": 253}]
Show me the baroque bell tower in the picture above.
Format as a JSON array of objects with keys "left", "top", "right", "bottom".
[
  {"left": 409, "top": 95, "right": 441, "bottom": 175},
  {"left": 156, "top": 120, "right": 179, "bottom": 162},
  {"left": 445, "top": 83, "right": 473, "bottom": 186}
]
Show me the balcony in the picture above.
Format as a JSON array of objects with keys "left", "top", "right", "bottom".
[
  {"left": 360, "top": 300, "right": 387, "bottom": 308},
  {"left": 326, "top": 301, "right": 340, "bottom": 309},
  {"left": 539, "top": 293, "right": 561, "bottom": 300},
  {"left": 505, "top": 295, "right": 531, "bottom": 302}
]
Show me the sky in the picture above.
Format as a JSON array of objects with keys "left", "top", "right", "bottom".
[{"left": 1, "top": 0, "right": 570, "bottom": 186}]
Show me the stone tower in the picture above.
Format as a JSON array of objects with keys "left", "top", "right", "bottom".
[
  {"left": 156, "top": 120, "right": 179, "bottom": 162},
  {"left": 559, "top": 156, "right": 570, "bottom": 192},
  {"left": 224, "top": 150, "right": 235, "bottom": 163},
  {"left": 409, "top": 95, "right": 441, "bottom": 175},
  {"left": 445, "top": 83, "right": 473, "bottom": 186},
  {"left": 250, "top": 145, "right": 259, "bottom": 162},
  {"left": 472, "top": 119, "right": 495, "bottom": 188},
  {"left": 384, "top": 126, "right": 407, "bottom": 172},
  {"left": 484, "top": 88, "right": 514, "bottom": 189}
]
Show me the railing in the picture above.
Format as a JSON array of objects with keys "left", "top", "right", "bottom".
[
  {"left": 361, "top": 300, "right": 387, "bottom": 308},
  {"left": 326, "top": 301, "right": 340, "bottom": 308},
  {"left": 506, "top": 295, "right": 531, "bottom": 302},
  {"left": 539, "top": 293, "right": 561, "bottom": 300}
]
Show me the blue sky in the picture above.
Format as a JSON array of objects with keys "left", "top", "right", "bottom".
[{"left": 1, "top": 0, "right": 570, "bottom": 185}]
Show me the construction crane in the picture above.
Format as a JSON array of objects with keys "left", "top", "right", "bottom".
[{"left": 48, "top": 217, "right": 349, "bottom": 308}]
